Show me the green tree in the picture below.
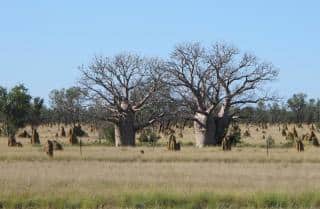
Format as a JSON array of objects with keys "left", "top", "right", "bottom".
[
  {"left": 287, "top": 93, "right": 307, "bottom": 123},
  {"left": 29, "top": 97, "right": 44, "bottom": 130},
  {"left": 268, "top": 102, "right": 283, "bottom": 124},
  {"left": 0, "top": 85, "right": 31, "bottom": 146},
  {"left": 49, "top": 87, "right": 85, "bottom": 127},
  {"left": 305, "top": 99, "right": 316, "bottom": 124},
  {"left": 28, "top": 97, "right": 44, "bottom": 144}
]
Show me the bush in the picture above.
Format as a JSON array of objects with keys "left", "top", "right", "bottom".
[
  {"left": 243, "top": 130, "right": 251, "bottom": 137},
  {"left": 315, "top": 122, "right": 320, "bottom": 131},
  {"left": 73, "top": 125, "right": 88, "bottom": 137},
  {"left": 98, "top": 125, "right": 115, "bottom": 145},
  {"left": 138, "top": 128, "right": 160, "bottom": 144},
  {"left": 282, "top": 140, "right": 294, "bottom": 148},
  {"left": 266, "top": 135, "right": 275, "bottom": 147},
  {"left": 286, "top": 132, "right": 295, "bottom": 141},
  {"left": 229, "top": 124, "right": 241, "bottom": 145}
]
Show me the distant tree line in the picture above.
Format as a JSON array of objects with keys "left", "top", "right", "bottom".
[
  {"left": 2, "top": 85, "right": 318, "bottom": 146},
  {"left": 43, "top": 91, "right": 320, "bottom": 127},
  {"left": 240, "top": 93, "right": 320, "bottom": 125}
]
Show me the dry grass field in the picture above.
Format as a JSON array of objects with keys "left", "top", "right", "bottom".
[{"left": 1, "top": 124, "right": 320, "bottom": 208}]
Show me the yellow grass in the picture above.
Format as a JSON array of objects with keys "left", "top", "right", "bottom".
[{"left": 0, "top": 124, "right": 320, "bottom": 208}]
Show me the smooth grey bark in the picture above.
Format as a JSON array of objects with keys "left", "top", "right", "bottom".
[
  {"left": 194, "top": 113, "right": 207, "bottom": 148},
  {"left": 115, "top": 123, "right": 136, "bottom": 147},
  {"left": 194, "top": 113, "right": 216, "bottom": 147},
  {"left": 194, "top": 111, "right": 231, "bottom": 147},
  {"left": 115, "top": 111, "right": 136, "bottom": 147}
]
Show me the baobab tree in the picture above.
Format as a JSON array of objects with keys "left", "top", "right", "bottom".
[
  {"left": 168, "top": 42, "right": 278, "bottom": 147},
  {"left": 79, "top": 54, "right": 167, "bottom": 146}
]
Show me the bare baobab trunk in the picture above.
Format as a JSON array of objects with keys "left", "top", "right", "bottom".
[
  {"left": 114, "top": 110, "right": 136, "bottom": 146},
  {"left": 115, "top": 122, "right": 136, "bottom": 147},
  {"left": 194, "top": 113, "right": 216, "bottom": 147},
  {"left": 194, "top": 115, "right": 231, "bottom": 147},
  {"left": 194, "top": 105, "right": 231, "bottom": 147},
  {"left": 194, "top": 113, "right": 219, "bottom": 148},
  {"left": 194, "top": 119, "right": 206, "bottom": 148}
]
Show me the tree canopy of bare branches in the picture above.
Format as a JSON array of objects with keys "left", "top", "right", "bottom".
[
  {"left": 167, "top": 42, "right": 278, "bottom": 147},
  {"left": 79, "top": 53, "right": 167, "bottom": 146}
]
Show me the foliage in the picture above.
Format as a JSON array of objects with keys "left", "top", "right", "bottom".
[
  {"left": 98, "top": 124, "right": 115, "bottom": 145},
  {"left": 49, "top": 87, "right": 85, "bottom": 125},
  {"left": 1, "top": 192, "right": 320, "bottom": 209},
  {"left": 315, "top": 122, "right": 320, "bottom": 130},
  {"left": 287, "top": 93, "right": 307, "bottom": 123},
  {"left": 137, "top": 128, "right": 160, "bottom": 143},
  {"left": 73, "top": 125, "right": 88, "bottom": 137},
  {"left": 0, "top": 84, "right": 31, "bottom": 136},
  {"left": 240, "top": 94, "right": 320, "bottom": 125},
  {"left": 229, "top": 124, "right": 241, "bottom": 145},
  {"left": 28, "top": 97, "right": 44, "bottom": 129},
  {"left": 266, "top": 135, "right": 275, "bottom": 147}
]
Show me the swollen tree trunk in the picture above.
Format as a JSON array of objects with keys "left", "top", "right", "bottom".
[
  {"left": 115, "top": 117, "right": 136, "bottom": 147},
  {"left": 194, "top": 113, "right": 216, "bottom": 147},
  {"left": 194, "top": 113, "right": 206, "bottom": 147},
  {"left": 194, "top": 112, "right": 231, "bottom": 147}
]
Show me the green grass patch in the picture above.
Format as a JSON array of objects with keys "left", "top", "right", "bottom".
[{"left": 1, "top": 192, "right": 320, "bottom": 209}]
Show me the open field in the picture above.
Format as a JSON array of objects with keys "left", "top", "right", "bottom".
[
  {"left": 2, "top": 1, "right": 319, "bottom": 208},
  {"left": 1, "top": 124, "right": 320, "bottom": 208}
]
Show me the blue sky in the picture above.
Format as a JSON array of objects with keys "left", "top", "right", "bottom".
[{"left": 0, "top": 1, "right": 319, "bottom": 103}]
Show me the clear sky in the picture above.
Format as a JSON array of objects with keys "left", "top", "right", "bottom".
[{"left": 0, "top": 1, "right": 319, "bottom": 103}]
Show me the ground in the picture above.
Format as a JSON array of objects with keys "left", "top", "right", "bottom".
[{"left": 0, "top": 124, "right": 320, "bottom": 209}]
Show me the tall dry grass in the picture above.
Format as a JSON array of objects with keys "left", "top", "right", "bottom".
[{"left": 0, "top": 124, "right": 320, "bottom": 208}]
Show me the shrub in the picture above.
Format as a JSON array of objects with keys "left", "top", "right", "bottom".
[
  {"left": 167, "top": 135, "right": 181, "bottom": 151},
  {"left": 68, "top": 128, "right": 78, "bottom": 145},
  {"left": 296, "top": 140, "right": 304, "bottom": 152},
  {"left": 60, "top": 126, "right": 66, "bottom": 137},
  {"left": 282, "top": 140, "right": 294, "bottom": 148},
  {"left": 73, "top": 125, "right": 88, "bottom": 137},
  {"left": 266, "top": 135, "right": 275, "bottom": 147},
  {"left": 229, "top": 124, "right": 241, "bottom": 145},
  {"left": 138, "top": 128, "right": 160, "bottom": 144},
  {"left": 31, "top": 129, "right": 40, "bottom": 144},
  {"left": 281, "top": 129, "right": 287, "bottom": 137},
  {"left": 52, "top": 140, "right": 63, "bottom": 150},
  {"left": 222, "top": 136, "right": 232, "bottom": 151},
  {"left": 293, "top": 127, "right": 298, "bottom": 138},
  {"left": 243, "top": 130, "right": 251, "bottom": 137},
  {"left": 99, "top": 125, "right": 115, "bottom": 145},
  {"left": 315, "top": 122, "right": 320, "bottom": 131},
  {"left": 309, "top": 131, "right": 319, "bottom": 147},
  {"left": 286, "top": 132, "right": 295, "bottom": 141}
]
